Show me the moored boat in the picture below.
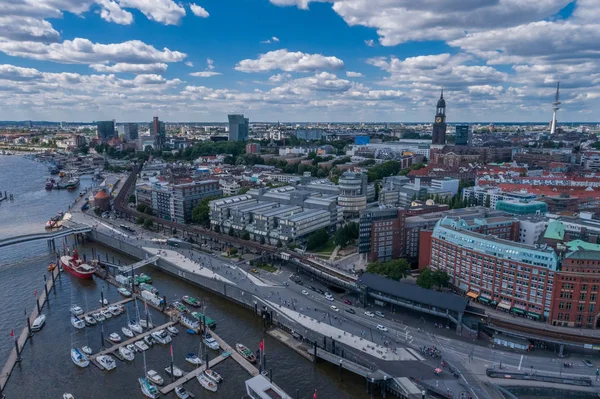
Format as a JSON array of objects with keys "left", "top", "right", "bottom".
[
  {"left": 97, "top": 355, "right": 117, "bottom": 371},
  {"left": 182, "top": 295, "right": 201, "bottom": 307},
  {"left": 101, "top": 309, "right": 112, "bottom": 319},
  {"left": 84, "top": 315, "right": 96, "bottom": 326},
  {"left": 99, "top": 298, "right": 109, "bottom": 306},
  {"left": 31, "top": 314, "right": 46, "bottom": 332},
  {"left": 129, "top": 320, "right": 143, "bottom": 334},
  {"left": 63, "top": 393, "right": 74, "bottom": 399},
  {"left": 167, "top": 325, "right": 179, "bottom": 335},
  {"left": 146, "top": 370, "right": 164, "bottom": 385},
  {"left": 204, "top": 369, "right": 223, "bottom": 383},
  {"left": 139, "top": 283, "right": 159, "bottom": 295},
  {"left": 71, "top": 348, "right": 89, "bottom": 368},
  {"left": 71, "top": 316, "right": 85, "bottom": 329},
  {"left": 122, "top": 327, "right": 134, "bottom": 338},
  {"left": 81, "top": 346, "right": 92, "bottom": 355},
  {"left": 171, "top": 301, "right": 188, "bottom": 313},
  {"left": 191, "top": 312, "right": 216, "bottom": 328},
  {"left": 109, "top": 333, "right": 121, "bottom": 343},
  {"left": 70, "top": 305, "right": 84, "bottom": 316},
  {"left": 92, "top": 312, "right": 104, "bottom": 322},
  {"left": 150, "top": 330, "right": 171, "bottom": 345},
  {"left": 235, "top": 343, "right": 256, "bottom": 363},
  {"left": 175, "top": 386, "right": 195, "bottom": 399},
  {"left": 117, "top": 287, "right": 132, "bottom": 297},
  {"left": 204, "top": 333, "right": 219, "bottom": 350},
  {"left": 119, "top": 346, "right": 135, "bottom": 361},
  {"left": 164, "top": 364, "right": 183, "bottom": 378},
  {"left": 60, "top": 250, "right": 94, "bottom": 280},
  {"left": 139, "top": 377, "right": 159, "bottom": 399},
  {"left": 135, "top": 340, "right": 149, "bottom": 351},
  {"left": 197, "top": 374, "right": 218, "bottom": 392},
  {"left": 144, "top": 335, "right": 154, "bottom": 347},
  {"left": 185, "top": 353, "right": 202, "bottom": 365},
  {"left": 180, "top": 314, "right": 199, "bottom": 332}
]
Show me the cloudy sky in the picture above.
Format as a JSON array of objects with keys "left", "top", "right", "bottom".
[{"left": 0, "top": 0, "right": 597, "bottom": 123}]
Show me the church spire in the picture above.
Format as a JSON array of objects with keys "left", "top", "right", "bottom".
[{"left": 440, "top": 87, "right": 444, "bottom": 99}]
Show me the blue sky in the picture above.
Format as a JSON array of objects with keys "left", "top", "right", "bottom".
[{"left": 0, "top": 0, "right": 598, "bottom": 122}]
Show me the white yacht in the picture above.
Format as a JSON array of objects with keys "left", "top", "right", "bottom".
[
  {"left": 146, "top": 369, "right": 164, "bottom": 386},
  {"left": 164, "top": 364, "right": 183, "bottom": 378},
  {"left": 83, "top": 315, "right": 96, "bottom": 326},
  {"left": 70, "top": 306, "right": 83, "bottom": 316},
  {"left": 81, "top": 346, "right": 92, "bottom": 355},
  {"left": 129, "top": 320, "right": 143, "bottom": 334},
  {"left": 119, "top": 346, "right": 135, "bottom": 361},
  {"left": 135, "top": 340, "right": 149, "bottom": 351},
  {"left": 70, "top": 348, "right": 89, "bottom": 368},
  {"left": 92, "top": 312, "right": 104, "bottom": 322},
  {"left": 31, "top": 314, "right": 46, "bottom": 332},
  {"left": 71, "top": 316, "right": 85, "bottom": 329},
  {"left": 139, "top": 377, "right": 159, "bottom": 399},
  {"left": 109, "top": 333, "right": 121, "bottom": 343},
  {"left": 122, "top": 327, "right": 135, "bottom": 338},
  {"left": 175, "top": 386, "right": 195, "bottom": 399},
  {"left": 185, "top": 353, "right": 202, "bottom": 365},
  {"left": 167, "top": 325, "right": 179, "bottom": 335},
  {"left": 97, "top": 355, "right": 117, "bottom": 371},
  {"left": 99, "top": 298, "right": 109, "bottom": 306},
  {"left": 151, "top": 330, "right": 172, "bottom": 345},
  {"left": 203, "top": 334, "right": 219, "bottom": 350},
  {"left": 197, "top": 374, "right": 218, "bottom": 392}
]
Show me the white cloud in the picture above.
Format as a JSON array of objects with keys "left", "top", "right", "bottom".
[
  {"left": 118, "top": 0, "right": 186, "bottom": 25},
  {"left": 190, "top": 71, "right": 221, "bottom": 77},
  {"left": 0, "top": 64, "right": 43, "bottom": 81},
  {"left": 97, "top": 0, "right": 134, "bottom": 25},
  {"left": 268, "top": 73, "right": 292, "bottom": 84},
  {"left": 346, "top": 71, "right": 363, "bottom": 78},
  {"left": 235, "top": 49, "right": 344, "bottom": 73},
  {"left": 364, "top": 39, "right": 374, "bottom": 47},
  {"left": 89, "top": 62, "right": 168, "bottom": 73},
  {"left": 260, "top": 39, "right": 272, "bottom": 44},
  {"left": 0, "top": 38, "right": 186, "bottom": 65},
  {"left": 206, "top": 58, "right": 214, "bottom": 70},
  {"left": 189, "top": 3, "right": 209, "bottom": 18},
  {"left": 0, "top": 16, "right": 61, "bottom": 42},
  {"left": 185, "top": 61, "right": 194, "bottom": 67},
  {"left": 272, "top": 36, "right": 280, "bottom": 42}
]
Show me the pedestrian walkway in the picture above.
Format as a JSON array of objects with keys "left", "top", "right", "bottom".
[{"left": 263, "top": 299, "right": 418, "bottom": 361}]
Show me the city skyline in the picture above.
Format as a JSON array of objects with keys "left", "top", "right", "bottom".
[{"left": 0, "top": 1, "right": 597, "bottom": 122}]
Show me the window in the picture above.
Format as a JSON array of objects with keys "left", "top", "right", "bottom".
[
  {"left": 566, "top": 303, "right": 572, "bottom": 310},
  {"left": 591, "top": 304, "right": 596, "bottom": 313},
  {"left": 578, "top": 303, "right": 585, "bottom": 312},
  {"left": 559, "top": 302, "right": 565, "bottom": 309},
  {"left": 580, "top": 293, "right": 587, "bottom": 301}
]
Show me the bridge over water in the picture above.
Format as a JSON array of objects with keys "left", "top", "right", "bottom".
[{"left": 0, "top": 223, "right": 91, "bottom": 248}]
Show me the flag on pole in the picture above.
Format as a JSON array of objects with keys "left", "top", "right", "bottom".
[
  {"left": 34, "top": 290, "right": 38, "bottom": 297},
  {"left": 313, "top": 389, "right": 317, "bottom": 399},
  {"left": 10, "top": 329, "right": 14, "bottom": 338},
  {"left": 259, "top": 340, "right": 264, "bottom": 352},
  {"left": 170, "top": 345, "right": 173, "bottom": 358}
]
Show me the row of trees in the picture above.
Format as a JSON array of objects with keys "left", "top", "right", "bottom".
[
  {"left": 334, "top": 222, "right": 358, "bottom": 248},
  {"left": 416, "top": 268, "right": 450, "bottom": 290},
  {"left": 307, "top": 228, "right": 330, "bottom": 251},
  {"left": 366, "top": 259, "right": 411, "bottom": 281}
]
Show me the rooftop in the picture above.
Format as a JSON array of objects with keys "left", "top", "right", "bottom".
[
  {"left": 357, "top": 273, "right": 469, "bottom": 314},
  {"left": 544, "top": 220, "right": 565, "bottom": 240},
  {"left": 565, "top": 250, "right": 600, "bottom": 261}
]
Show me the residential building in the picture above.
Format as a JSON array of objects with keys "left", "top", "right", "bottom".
[
  {"left": 150, "top": 180, "right": 222, "bottom": 223},
  {"left": 430, "top": 177, "right": 459, "bottom": 196},
  {"left": 228, "top": 114, "right": 249, "bottom": 142},
  {"left": 246, "top": 143, "right": 261, "bottom": 154},
  {"left": 462, "top": 186, "right": 536, "bottom": 209},
  {"left": 496, "top": 199, "right": 548, "bottom": 215},
  {"left": 429, "top": 216, "right": 559, "bottom": 318},
  {"left": 548, "top": 250, "right": 600, "bottom": 328},
  {"left": 219, "top": 179, "right": 241, "bottom": 196},
  {"left": 96, "top": 120, "right": 116, "bottom": 143}
]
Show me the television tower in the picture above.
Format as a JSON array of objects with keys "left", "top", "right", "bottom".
[{"left": 550, "top": 82, "right": 560, "bottom": 134}]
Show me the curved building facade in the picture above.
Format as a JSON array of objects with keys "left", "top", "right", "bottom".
[{"left": 338, "top": 172, "right": 368, "bottom": 217}]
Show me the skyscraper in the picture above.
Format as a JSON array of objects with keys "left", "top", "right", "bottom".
[
  {"left": 124, "top": 123, "right": 138, "bottom": 141},
  {"left": 96, "top": 120, "right": 116, "bottom": 143},
  {"left": 431, "top": 89, "right": 447, "bottom": 145},
  {"left": 149, "top": 116, "right": 166, "bottom": 149},
  {"left": 454, "top": 124, "right": 471, "bottom": 146},
  {"left": 228, "top": 114, "right": 249, "bottom": 142},
  {"left": 550, "top": 82, "right": 560, "bottom": 135}
]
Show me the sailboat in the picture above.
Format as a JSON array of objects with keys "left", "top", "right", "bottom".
[
  {"left": 139, "top": 348, "right": 160, "bottom": 398},
  {"left": 129, "top": 299, "right": 143, "bottom": 334},
  {"left": 139, "top": 299, "right": 154, "bottom": 329}
]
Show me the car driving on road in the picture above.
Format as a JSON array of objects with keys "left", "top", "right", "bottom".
[
  {"left": 302, "top": 290, "right": 308, "bottom": 295},
  {"left": 375, "top": 311, "right": 385, "bottom": 318},
  {"left": 331, "top": 305, "right": 339, "bottom": 312},
  {"left": 364, "top": 311, "right": 374, "bottom": 317},
  {"left": 345, "top": 308, "right": 355, "bottom": 314},
  {"left": 376, "top": 324, "right": 388, "bottom": 332}
]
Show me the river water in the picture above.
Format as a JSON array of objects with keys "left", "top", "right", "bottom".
[{"left": 0, "top": 156, "right": 371, "bottom": 398}]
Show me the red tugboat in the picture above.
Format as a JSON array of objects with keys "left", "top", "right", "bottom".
[{"left": 59, "top": 249, "right": 95, "bottom": 279}]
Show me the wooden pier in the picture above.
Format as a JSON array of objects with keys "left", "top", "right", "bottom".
[
  {"left": 160, "top": 351, "right": 231, "bottom": 394},
  {"left": 89, "top": 321, "right": 177, "bottom": 371},
  {"left": 209, "top": 330, "right": 260, "bottom": 377},
  {"left": 0, "top": 266, "right": 61, "bottom": 394}
]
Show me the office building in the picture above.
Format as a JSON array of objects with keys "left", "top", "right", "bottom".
[
  {"left": 228, "top": 114, "right": 249, "bottom": 142},
  {"left": 150, "top": 117, "right": 166, "bottom": 150},
  {"left": 428, "top": 216, "right": 559, "bottom": 318},
  {"left": 496, "top": 199, "right": 548, "bottom": 215},
  {"left": 338, "top": 171, "right": 368, "bottom": 217},
  {"left": 454, "top": 124, "right": 471, "bottom": 146},
  {"left": 359, "top": 209, "right": 406, "bottom": 263},
  {"left": 430, "top": 177, "right": 459, "bottom": 196},
  {"left": 124, "top": 123, "right": 139, "bottom": 141},
  {"left": 96, "top": 120, "right": 116, "bottom": 143},
  {"left": 150, "top": 180, "right": 222, "bottom": 223}
]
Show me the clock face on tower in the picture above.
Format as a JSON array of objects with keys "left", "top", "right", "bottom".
[{"left": 435, "top": 117, "right": 442, "bottom": 123}]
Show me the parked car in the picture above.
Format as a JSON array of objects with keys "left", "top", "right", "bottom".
[
  {"left": 364, "top": 311, "right": 375, "bottom": 317},
  {"left": 376, "top": 325, "right": 388, "bottom": 332},
  {"left": 582, "top": 359, "right": 594, "bottom": 367},
  {"left": 375, "top": 311, "right": 385, "bottom": 318},
  {"left": 316, "top": 288, "right": 325, "bottom": 295},
  {"left": 325, "top": 296, "right": 334, "bottom": 302},
  {"left": 343, "top": 299, "right": 352, "bottom": 305}
]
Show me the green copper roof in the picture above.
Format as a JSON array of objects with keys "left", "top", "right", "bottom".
[
  {"left": 544, "top": 220, "right": 565, "bottom": 240},
  {"left": 565, "top": 240, "right": 600, "bottom": 252}
]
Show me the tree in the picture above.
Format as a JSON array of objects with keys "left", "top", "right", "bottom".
[
  {"left": 276, "top": 239, "right": 283, "bottom": 248},
  {"left": 366, "top": 259, "right": 410, "bottom": 281},
  {"left": 143, "top": 219, "right": 153, "bottom": 230},
  {"left": 213, "top": 225, "right": 220, "bottom": 233},
  {"left": 260, "top": 236, "right": 266, "bottom": 245},
  {"left": 416, "top": 268, "right": 435, "bottom": 289},
  {"left": 307, "top": 228, "right": 330, "bottom": 250},
  {"left": 484, "top": 195, "right": 491, "bottom": 208},
  {"left": 128, "top": 194, "right": 136, "bottom": 204},
  {"left": 241, "top": 231, "right": 250, "bottom": 240},
  {"left": 238, "top": 187, "right": 250, "bottom": 195},
  {"left": 136, "top": 216, "right": 145, "bottom": 225},
  {"left": 136, "top": 204, "right": 147, "bottom": 213},
  {"left": 229, "top": 247, "right": 238, "bottom": 255},
  {"left": 432, "top": 269, "right": 450, "bottom": 289},
  {"left": 191, "top": 196, "right": 219, "bottom": 226},
  {"left": 228, "top": 227, "right": 235, "bottom": 237},
  {"left": 334, "top": 222, "right": 359, "bottom": 248}
]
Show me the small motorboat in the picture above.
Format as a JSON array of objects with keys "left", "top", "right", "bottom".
[
  {"left": 167, "top": 326, "right": 179, "bottom": 335},
  {"left": 185, "top": 353, "right": 202, "bottom": 365},
  {"left": 151, "top": 330, "right": 172, "bottom": 345},
  {"left": 172, "top": 302, "right": 188, "bottom": 313},
  {"left": 117, "top": 287, "right": 132, "bottom": 297},
  {"left": 109, "top": 333, "right": 121, "bottom": 343},
  {"left": 92, "top": 312, "right": 105, "bottom": 322},
  {"left": 99, "top": 298, "right": 109, "bottom": 306},
  {"left": 71, "top": 348, "right": 89, "bottom": 368},
  {"left": 144, "top": 335, "right": 154, "bottom": 347},
  {"left": 109, "top": 306, "right": 122, "bottom": 316},
  {"left": 139, "top": 377, "right": 159, "bottom": 399},
  {"left": 182, "top": 295, "right": 201, "bottom": 307},
  {"left": 135, "top": 340, "right": 149, "bottom": 351},
  {"left": 164, "top": 364, "right": 184, "bottom": 378},
  {"left": 81, "top": 346, "right": 92, "bottom": 355},
  {"left": 127, "top": 343, "right": 138, "bottom": 353},
  {"left": 101, "top": 309, "right": 112, "bottom": 319},
  {"left": 97, "top": 355, "right": 117, "bottom": 371},
  {"left": 31, "top": 314, "right": 46, "bottom": 332},
  {"left": 63, "top": 394, "right": 74, "bottom": 399},
  {"left": 197, "top": 374, "right": 218, "bottom": 392},
  {"left": 122, "top": 327, "right": 135, "bottom": 338},
  {"left": 84, "top": 315, "right": 96, "bottom": 326},
  {"left": 204, "top": 369, "right": 223, "bottom": 383},
  {"left": 129, "top": 320, "right": 143, "bottom": 334},
  {"left": 119, "top": 346, "right": 135, "bottom": 361},
  {"left": 175, "top": 386, "right": 195, "bottom": 399},
  {"left": 235, "top": 343, "right": 256, "bottom": 363},
  {"left": 70, "top": 305, "right": 84, "bottom": 316},
  {"left": 146, "top": 370, "right": 164, "bottom": 386},
  {"left": 204, "top": 334, "right": 219, "bottom": 350},
  {"left": 71, "top": 317, "right": 85, "bottom": 329}
]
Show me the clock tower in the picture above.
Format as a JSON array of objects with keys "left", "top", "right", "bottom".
[{"left": 432, "top": 88, "right": 447, "bottom": 145}]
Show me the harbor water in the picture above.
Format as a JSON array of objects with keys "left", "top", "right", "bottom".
[{"left": 0, "top": 155, "right": 372, "bottom": 398}]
